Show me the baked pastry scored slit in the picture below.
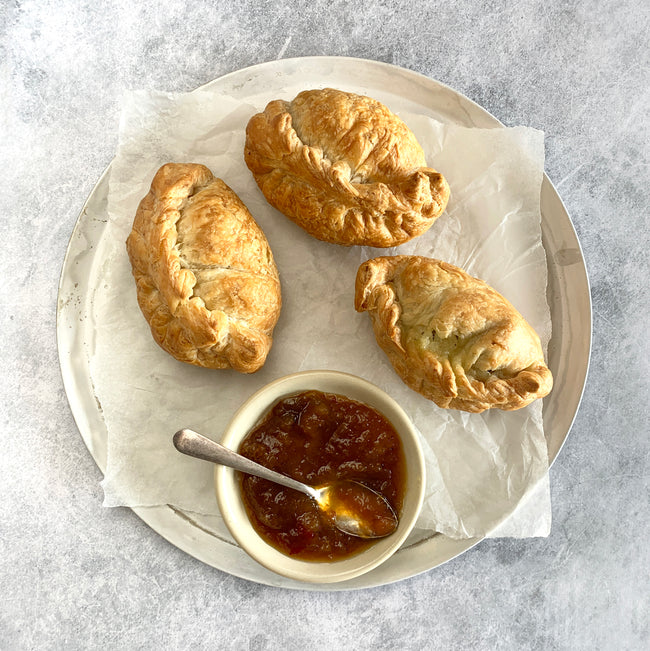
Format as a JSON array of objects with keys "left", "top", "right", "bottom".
[
  {"left": 126, "top": 163, "right": 281, "bottom": 373},
  {"left": 354, "top": 256, "right": 553, "bottom": 413},
  {"left": 244, "top": 88, "right": 450, "bottom": 247}
]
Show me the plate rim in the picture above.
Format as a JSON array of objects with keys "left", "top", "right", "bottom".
[{"left": 56, "top": 55, "right": 592, "bottom": 590}]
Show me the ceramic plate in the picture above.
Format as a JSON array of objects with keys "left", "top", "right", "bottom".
[{"left": 57, "top": 56, "right": 591, "bottom": 590}]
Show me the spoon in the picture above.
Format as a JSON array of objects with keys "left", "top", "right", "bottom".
[{"left": 173, "top": 428, "right": 399, "bottom": 539}]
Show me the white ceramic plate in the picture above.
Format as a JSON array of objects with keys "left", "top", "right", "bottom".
[{"left": 57, "top": 56, "right": 591, "bottom": 590}]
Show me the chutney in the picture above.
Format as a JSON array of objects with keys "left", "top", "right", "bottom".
[{"left": 238, "top": 389, "right": 406, "bottom": 561}]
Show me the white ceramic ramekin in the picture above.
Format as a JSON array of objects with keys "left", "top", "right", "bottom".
[{"left": 214, "top": 370, "right": 425, "bottom": 584}]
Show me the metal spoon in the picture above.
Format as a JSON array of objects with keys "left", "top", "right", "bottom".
[{"left": 173, "top": 428, "right": 398, "bottom": 539}]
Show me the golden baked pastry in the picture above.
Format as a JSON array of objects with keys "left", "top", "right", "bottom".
[
  {"left": 355, "top": 256, "right": 552, "bottom": 412},
  {"left": 244, "top": 88, "right": 450, "bottom": 247},
  {"left": 126, "top": 163, "right": 281, "bottom": 373}
]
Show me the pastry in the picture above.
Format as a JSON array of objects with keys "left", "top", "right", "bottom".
[
  {"left": 126, "top": 163, "right": 281, "bottom": 373},
  {"left": 354, "top": 256, "right": 552, "bottom": 412},
  {"left": 244, "top": 88, "right": 450, "bottom": 247}
]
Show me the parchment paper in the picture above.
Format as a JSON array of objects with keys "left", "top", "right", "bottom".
[{"left": 92, "top": 86, "right": 552, "bottom": 539}]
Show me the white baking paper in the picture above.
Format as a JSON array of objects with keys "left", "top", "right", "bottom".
[{"left": 92, "top": 86, "right": 552, "bottom": 540}]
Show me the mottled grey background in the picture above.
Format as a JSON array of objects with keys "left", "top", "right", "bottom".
[{"left": 2, "top": 1, "right": 648, "bottom": 649}]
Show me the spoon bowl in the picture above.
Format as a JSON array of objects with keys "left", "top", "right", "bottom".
[
  {"left": 173, "top": 428, "right": 398, "bottom": 539},
  {"left": 313, "top": 479, "right": 399, "bottom": 539}
]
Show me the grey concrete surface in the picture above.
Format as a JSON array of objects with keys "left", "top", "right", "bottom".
[{"left": 1, "top": 1, "right": 648, "bottom": 649}]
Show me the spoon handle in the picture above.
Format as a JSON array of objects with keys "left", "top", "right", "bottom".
[{"left": 173, "top": 429, "right": 317, "bottom": 498}]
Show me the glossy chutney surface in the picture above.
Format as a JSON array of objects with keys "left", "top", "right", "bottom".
[{"left": 238, "top": 390, "right": 407, "bottom": 561}]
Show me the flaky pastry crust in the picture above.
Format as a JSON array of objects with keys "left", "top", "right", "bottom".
[
  {"left": 126, "top": 163, "right": 281, "bottom": 373},
  {"left": 244, "top": 88, "right": 450, "bottom": 247},
  {"left": 355, "top": 256, "right": 553, "bottom": 412}
]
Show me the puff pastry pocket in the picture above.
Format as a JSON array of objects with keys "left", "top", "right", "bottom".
[
  {"left": 244, "top": 88, "right": 450, "bottom": 248},
  {"left": 126, "top": 163, "right": 281, "bottom": 373},
  {"left": 355, "top": 256, "right": 553, "bottom": 412}
]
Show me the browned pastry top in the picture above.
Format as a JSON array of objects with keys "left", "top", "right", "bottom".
[
  {"left": 355, "top": 255, "right": 553, "bottom": 412},
  {"left": 244, "top": 88, "right": 450, "bottom": 247},
  {"left": 126, "top": 163, "right": 281, "bottom": 373}
]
